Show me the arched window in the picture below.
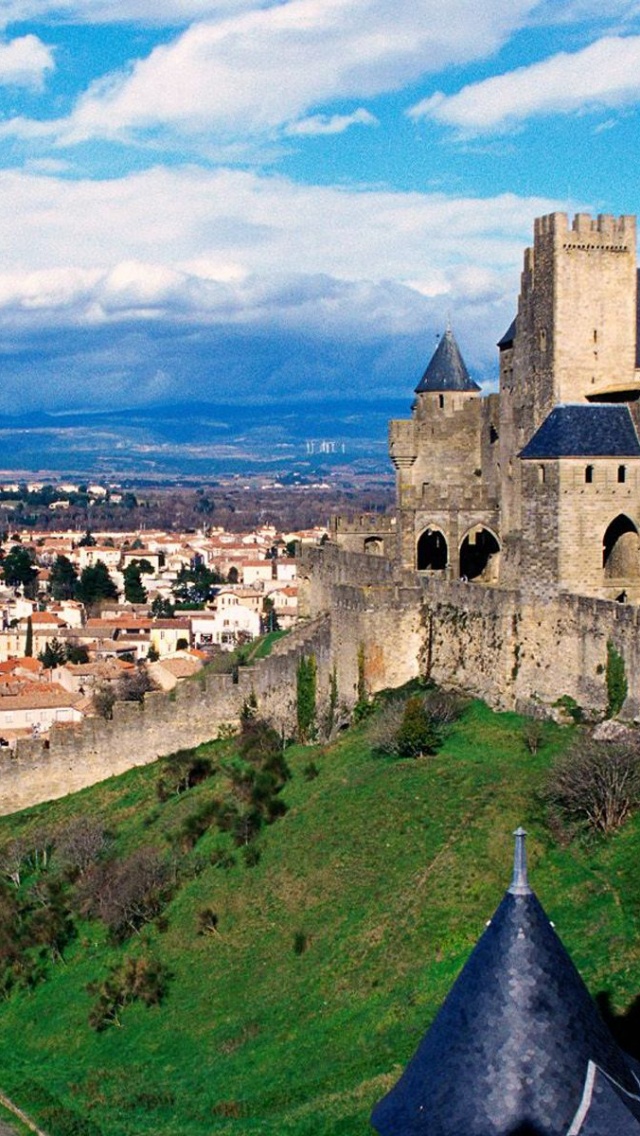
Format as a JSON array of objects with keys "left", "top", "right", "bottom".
[
  {"left": 459, "top": 527, "right": 501, "bottom": 582},
  {"left": 618, "top": 465, "right": 626, "bottom": 484},
  {"left": 603, "top": 514, "right": 640, "bottom": 579},
  {"left": 585, "top": 465, "right": 594, "bottom": 484},
  {"left": 417, "top": 527, "right": 448, "bottom": 572}
]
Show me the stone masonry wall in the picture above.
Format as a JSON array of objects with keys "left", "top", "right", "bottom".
[
  {"left": 6, "top": 542, "right": 640, "bottom": 819},
  {"left": 0, "top": 617, "right": 331, "bottom": 817},
  {"left": 302, "top": 547, "right": 640, "bottom": 721}
]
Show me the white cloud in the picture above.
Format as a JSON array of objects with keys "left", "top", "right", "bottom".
[
  {"left": 285, "top": 108, "right": 377, "bottom": 136},
  {"left": 0, "top": 0, "right": 255, "bottom": 28},
  {"left": 2, "top": 0, "right": 536, "bottom": 144},
  {"left": 0, "top": 35, "right": 53, "bottom": 89},
  {"left": 409, "top": 35, "right": 640, "bottom": 133},
  {"left": 0, "top": 166, "right": 559, "bottom": 344}
]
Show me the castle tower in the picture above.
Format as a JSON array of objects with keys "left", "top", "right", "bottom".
[
  {"left": 499, "top": 213, "right": 640, "bottom": 590},
  {"left": 389, "top": 328, "right": 498, "bottom": 576},
  {"left": 371, "top": 829, "right": 640, "bottom": 1135}
]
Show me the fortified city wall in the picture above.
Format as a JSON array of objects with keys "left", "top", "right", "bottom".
[
  {"left": 299, "top": 545, "right": 640, "bottom": 722},
  {"left": 3, "top": 543, "right": 640, "bottom": 817},
  {"left": 0, "top": 616, "right": 331, "bottom": 817}
]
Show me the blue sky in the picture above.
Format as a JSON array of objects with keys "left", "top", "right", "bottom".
[{"left": 1, "top": 0, "right": 640, "bottom": 413}]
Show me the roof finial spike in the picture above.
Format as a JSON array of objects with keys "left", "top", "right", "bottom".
[{"left": 508, "top": 826, "right": 532, "bottom": 896}]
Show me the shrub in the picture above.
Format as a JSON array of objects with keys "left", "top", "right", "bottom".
[
  {"left": 242, "top": 845, "right": 261, "bottom": 868},
  {"left": 303, "top": 761, "right": 320, "bottom": 781},
  {"left": 296, "top": 655, "right": 317, "bottom": 742},
  {"left": 88, "top": 954, "right": 170, "bottom": 1031},
  {"left": 544, "top": 734, "right": 640, "bottom": 836},
  {"left": 293, "top": 930, "right": 308, "bottom": 955},
  {"left": 423, "top": 688, "right": 467, "bottom": 725},
  {"left": 75, "top": 848, "right": 172, "bottom": 941},
  {"left": 156, "top": 750, "right": 214, "bottom": 801},
  {"left": 522, "top": 718, "right": 545, "bottom": 755},
  {"left": 367, "top": 699, "right": 407, "bottom": 757},
  {"left": 606, "top": 640, "right": 628, "bottom": 719},
  {"left": 197, "top": 908, "right": 219, "bottom": 935},
  {"left": 396, "top": 696, "right": 439, "bottom": 758},
  {"left": 54, "top": 817, "right": 108, "bottom": 877}
]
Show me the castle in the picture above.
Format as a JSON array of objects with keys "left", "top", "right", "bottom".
[
  {"left": 7, "top": 211, "right": 640, "bottom": 816},
  {"left": 336, "top": 211, "right": 640, "bottom": 603}
]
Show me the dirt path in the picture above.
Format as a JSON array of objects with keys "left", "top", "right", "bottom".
[{"left": 0, "top": 1091, "right": 47, "bottom": 1136}]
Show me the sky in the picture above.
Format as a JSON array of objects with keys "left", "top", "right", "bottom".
[{"left": 1, "top": 0, "right": 640, "bottom": 414}]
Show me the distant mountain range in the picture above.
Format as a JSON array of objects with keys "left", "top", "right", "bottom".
[{"left": 0, "top": 397, "right": 410, "bottom": 479}]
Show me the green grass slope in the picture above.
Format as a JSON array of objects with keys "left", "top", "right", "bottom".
[{"left": 0, "top": 700, "right": 638, "bottom": 1135}]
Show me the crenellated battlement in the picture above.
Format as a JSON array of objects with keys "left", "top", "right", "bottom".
[{"left": 534, "top": 211, "right": 634, "bottom": 248}]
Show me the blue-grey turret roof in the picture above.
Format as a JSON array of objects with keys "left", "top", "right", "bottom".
[
  {"left": 371, "top": 829, "right": 640, "bottom": 1136},
  {"left": 415, "top": 327, "right": 481, "bottom": 394}
]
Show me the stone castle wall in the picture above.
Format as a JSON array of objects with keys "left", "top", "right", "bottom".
[
  {"left": 0, "top": 617, "right": 331, "bottom": 817},
  {"left": 4, "top": 542, "right": 640, "bottom": 818},
  {"left": 301, "top": 546, "right": 640, "bottom": 722}
]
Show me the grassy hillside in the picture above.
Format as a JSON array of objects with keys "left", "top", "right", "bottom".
[{"left": 0, "top": 697, "right": 638, "bottom": 1135}]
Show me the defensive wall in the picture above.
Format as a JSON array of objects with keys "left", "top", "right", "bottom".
[
  {"left": 0, "top": 616, "right": 331, "bottom": 817},
  {"left": 4, "top": 542, "right": 640, "bottom": 817},
  {"left": 299, "top": 545, "right": 640, "bottom": 722}
]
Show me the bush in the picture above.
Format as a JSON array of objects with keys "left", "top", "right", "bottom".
[
  {"left": 544, "top": 733, "right": 640, "bottom": 836},
  {"left": 606, "top": 640, "right": 628, "bottom": 719},
  {"left": 293, "top": 930, "right": 308, "bottom": 955},
  {"left": 367, "top": 699, "right": 407, "bottom": 757},
  {"left": 75, "top": 848, "right": 172, "bottom": 941},
  {"left": 396, "top": 697, "right": 439, "bottom": 758},
  {"left": 88, "top": 954, "right": 170, "bottom": 1031},
  {"left": 522, "top": 718, "right": 545, "bottom": 755},
  {"left": 423, "top": 687, "right": 467, "bottom": 725},
  {"left": 156, "top": 750, "right": 214, "bottom": 801}
]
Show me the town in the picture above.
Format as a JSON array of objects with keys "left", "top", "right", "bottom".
[{"left": 0, "top": 517, "right": 322, "bottom": 745}]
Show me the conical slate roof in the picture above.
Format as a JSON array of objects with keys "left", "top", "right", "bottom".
[
  {"left": 414, "top": 327, "right": 481, "bottom": 394},
  {"left": 371, "top": 830, "right": 640, "bottom": 1136}
]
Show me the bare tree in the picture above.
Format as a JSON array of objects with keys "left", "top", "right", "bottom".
[
  {"left": 545, "top": 734, "right": 640, "bottom": 836},
  {"left": 75, "top": 847, "right": 171, "bottom": 940},
  {"left": 54, "top": 817, "right": 109, "bottom": 876}
]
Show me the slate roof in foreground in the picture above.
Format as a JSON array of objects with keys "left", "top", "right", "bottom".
[
  {"left": 415, "top": 327, "right": 481, "bottom": 394},
  {"left": 370, "top": 830, "right": 640, "bottom": 1136},
  {"left": 519, "top": 404, "right": 640, "bottom": 460}
]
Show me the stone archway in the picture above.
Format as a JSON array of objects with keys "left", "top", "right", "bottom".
[
  {"left": 603, "top": 514, "right": 640, "bottom": 579},
  {"left": 416, "top": 526, "right": 448, "bottom": 571},
  {"left": 459, "top": 526, "right": 501, "bottom": 582},
  {"left": 364, "top": 537, "right": 384, "bottom": 556}
]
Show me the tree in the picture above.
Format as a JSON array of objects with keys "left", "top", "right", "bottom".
[
  {"left": 396, "top": 696, "right": 439, "bottom": 758},
  {"left": 24, "top": 615, "right": 33, "bottom": 658},
  {"left": 117, "top": 665, "right": 157, "bottom": 703},
  {"left": 65, "top": 640, "right": 89, "bottom": 664},
  {"left": 173, "top": 563, "right": 221, "bottom": 606},
  {"left": 2, "top": 545, "right": 38, "bottom": 596},
  {"left": 76, "top": 561, "right": 118, "bottom": 606},
  {"left": 545, "top": 734, "right": 640, "bottom": 836},
  {"left": 77, "top": 530, "right": 96, "bottom": 547},
  {"left": 50, "top": 555, "right": 78, "bottom": 601},
  {"left": 93, "top": 684, "right": 116, "bottom": 720},
  {"left": 296, "top": 655, "right": 317, "bottom": 742},
  {"left": 123, "top": 563, "right": 147, "bottom": 605},
  {"left": 262, "top": 595, "right": 279, "bottom": 633},
  {"left": 39, "top": 638, "right": 67, "bottom": 669},
  {"left": 151, "top": 596, "right": 174, "bottom": 618}
]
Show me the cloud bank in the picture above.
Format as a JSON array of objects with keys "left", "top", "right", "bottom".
[
  {"left": 0, "top": 167, "right": 559, "bottom": 410},
  {"left": 409, "top": 35, "right": 640, "bottom": 133}
]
